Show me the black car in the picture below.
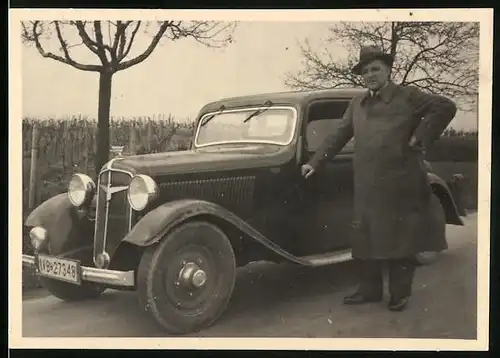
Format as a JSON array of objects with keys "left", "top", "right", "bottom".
[{"left": 22, "top": 88, "right": 466, "bottom": 335}]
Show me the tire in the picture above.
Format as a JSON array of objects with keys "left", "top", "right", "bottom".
[
  {"left": 415, "top": 193, "right": 446, "bottom": 266},
  {"left": 137, "top": 220, "right": 237, "bottom": 335},
  {"left": 40, "top": 247, "right": 106, "bottom": 301}
]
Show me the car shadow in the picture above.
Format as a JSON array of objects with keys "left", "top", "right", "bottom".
[
  {"left": 92, "top": 259, "right": 359, "bottom": 314},
  {"left": 36, "top": 258, "right": 361, "bottom": 337},
  {"left": 93, "top": 259, "right": 360, "bottom": 336},
  {"left": 218, "top": 260, "right": 359, "bottom": 323}
]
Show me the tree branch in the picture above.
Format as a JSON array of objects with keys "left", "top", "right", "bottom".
[
  {"left": 330, "top": 22, "right": 393, "bottom": 49},
  {"left": 286, "top": 21, "right": 479, "bottom": 111},
  {"left": 107, "top": 21, "right": 112, "bottom": 48},
  {"left": 93, "top": 21, "right": 110, "bottom": 65},
  {"left": 116, "top": 21, "right": 171, "bottom": 71},
  {"left": 67, "top": 41, "right": 85, "bottom": 49},
  {"left": 110, "top": 21, "right": 133, "bottom": 62},
  {"left": 163, "top": 21, "right": 236, "bottom": 48},
  {"left": 112, "top": 21, "right": 125, "bottom": 54},
  {"left": 53, "top": 21, "right": 72, "bottom": 59},
  {"left": 117, "top": 24, "right": 129, "bottom": 60},
  {"left": 389, "top": 22, "right": 399, "bottom": 59},
  {"left": 73, "top": 21, "right": 108, "bottom": 65},
  {"left": 400, "top": 36, "right": 450, "bottom": 84},
  {"left": 31, "top": 21, "right": 101, "bottom": 72},
  {"left": 120, "top": 21, "right": 142, "bottom": 61}
]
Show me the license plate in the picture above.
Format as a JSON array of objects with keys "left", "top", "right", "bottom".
[{"left": 36, "top": 254, "right": 82, "bottom": 285}]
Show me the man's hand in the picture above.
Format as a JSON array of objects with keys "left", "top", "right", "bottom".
[
  {"left": 408, "top": 135, "right": 418, "bottom": 147},
  {"left": 409, "top": 135, "right": 426, "bottom": 154},
  {"left": 301, "top": 164, "right": 315, "bottom": 179}
]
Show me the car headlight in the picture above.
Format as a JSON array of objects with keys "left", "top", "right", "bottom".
[
  {"left": 29, "top": 226, "right": 47, "bottom": 251},
  {"left": 127, "top": 174, "right": 159, "bottom": 211},
  {"left": 68, "top": 174, "right": 96, "bottom": 207}
]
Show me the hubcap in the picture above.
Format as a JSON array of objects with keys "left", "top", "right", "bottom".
[{"left": 177, "top": 262, "right": 207, "bottom": 289}]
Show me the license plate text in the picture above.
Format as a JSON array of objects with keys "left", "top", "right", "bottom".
[{"left": 36, "top": 255, "right": 81, "bottom": 285}]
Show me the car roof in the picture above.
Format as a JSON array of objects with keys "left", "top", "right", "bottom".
[{"left": 197, "top": 88, "right": 366, "bottom": 115}]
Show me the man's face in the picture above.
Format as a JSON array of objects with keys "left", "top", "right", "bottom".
[{"left": 361, "top": 59, "right": 390, "bottom": 91}]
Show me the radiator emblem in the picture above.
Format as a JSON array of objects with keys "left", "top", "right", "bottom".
[{"left": 100, "top": 184, "right": 129, "bottom": 202}]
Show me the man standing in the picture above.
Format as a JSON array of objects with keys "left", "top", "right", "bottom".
[{"left": 301, "top": 46, "right": 457, "bottom": 311}]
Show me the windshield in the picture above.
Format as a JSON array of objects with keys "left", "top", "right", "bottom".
[{"left": 194, "top": 106, "right": 297, "bottom": 147}]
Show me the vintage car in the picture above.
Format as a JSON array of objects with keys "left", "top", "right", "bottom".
[{"left": 22, "top": 88, "right": 466, "bottom": 335}]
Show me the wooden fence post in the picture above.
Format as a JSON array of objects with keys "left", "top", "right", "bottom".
[
  {"left": 129, "top": 122, "right": 136, "bottom": 154},
  {"left": 63, "top": 120, "right": 70, "bottom": 173},
  {"left": 84, "top": 125, "right": 90, "bottom": 173},
  {"left": 28, "top": 122, "right": 39, "bottom": 210},
  {"left": 147, "top": 120, "right": 153, "bottom": 152}
]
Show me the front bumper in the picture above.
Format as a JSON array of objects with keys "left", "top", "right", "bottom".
[{"left": 22, "top": 254, "right": 135, "bottom": 287}]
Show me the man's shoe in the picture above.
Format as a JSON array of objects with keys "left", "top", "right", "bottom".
[
  {"left": 388, "top": 296, "right": 409, "bottom": 311},
  {"left": 343, "top": 291, "right": 383, "bottom": 305}
]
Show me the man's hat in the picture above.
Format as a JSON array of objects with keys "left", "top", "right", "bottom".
[{"left": 351, "top": 45, "right": 394, "bottom": 75}]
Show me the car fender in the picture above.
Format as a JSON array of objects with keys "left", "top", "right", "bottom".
[
  {"left": 426, "top": 172, "right": 464, "bottom": 226},
  {"left": 25, "top": 193, "right": 95, "bottom": 254},
  {"left": 122, "top": 199, "right": 309, "bottom": 265}
]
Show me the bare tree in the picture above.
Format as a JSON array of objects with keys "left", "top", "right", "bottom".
[
  {"left": 21, "top": 20, "right": 237, "bottom": 176},
  {"left": 285, "top": 22, "right": 479, "bottom": 111}
]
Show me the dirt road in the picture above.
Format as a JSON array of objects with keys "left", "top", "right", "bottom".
[{"left": 22, "top": 214, "right": 478, "bottom": 339}]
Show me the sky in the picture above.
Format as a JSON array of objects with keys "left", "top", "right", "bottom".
[{"left": 21, "top": 21, "right": 477, "bottom": 131}]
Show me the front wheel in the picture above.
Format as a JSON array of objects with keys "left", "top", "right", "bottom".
[{"left": 137, "top": 221, "right": 237, "bottom": 335}]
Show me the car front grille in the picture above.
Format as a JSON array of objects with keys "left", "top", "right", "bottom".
[{"left": 93, "top": 169, "right": 133, "bottom": 267}]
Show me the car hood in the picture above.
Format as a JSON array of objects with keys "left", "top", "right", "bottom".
[{"left": 109, "top": 144, "right": 294, "bottom": 177}]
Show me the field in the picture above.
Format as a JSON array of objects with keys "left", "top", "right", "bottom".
[
  {"left": 20, "top": 116, "right": 479, "bottom": 290},
  {"left": 22, "top": 115, "right": 194, "bottom": 207}
]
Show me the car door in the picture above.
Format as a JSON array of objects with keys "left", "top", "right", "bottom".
[{"left": 296, "top": 99, "right": 356, "bottom": 255}]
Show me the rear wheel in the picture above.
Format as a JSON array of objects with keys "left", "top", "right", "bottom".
[
  {"left": 137, "top": 221, "right": 236, "bottom": 335},
  {"left": 415, "top": 193, "right": 446, "bottom": 266}
]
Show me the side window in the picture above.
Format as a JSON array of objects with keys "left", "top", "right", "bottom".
[{"left": 305, "top": 100, "right": 354, "bottom": 153}]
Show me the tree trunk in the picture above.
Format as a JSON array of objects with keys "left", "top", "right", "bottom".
[{"left": 95, "top": 70, "right": 113, "bottom": 180}]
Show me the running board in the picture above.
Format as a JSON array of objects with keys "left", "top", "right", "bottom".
[{"left": 299, "top": 248, "right": 353, "bottom": 266}]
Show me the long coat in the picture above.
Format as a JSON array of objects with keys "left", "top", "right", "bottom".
[{"left": 308, "top": 81, "right": 457, "bottom": 260}]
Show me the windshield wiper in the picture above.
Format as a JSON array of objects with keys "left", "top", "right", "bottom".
[
  {"left": 200, "top": 105, "right": 226, "bottom": 127},
  {"left": 243, "top": 100, "right": 274, "bottom": 123}
]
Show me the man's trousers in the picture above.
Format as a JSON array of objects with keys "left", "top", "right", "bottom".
[{"left": 356, "top": 257, "right": 417, "bottom": 299}]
